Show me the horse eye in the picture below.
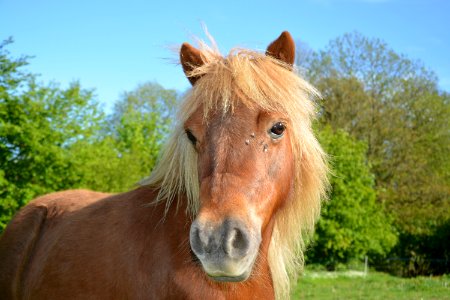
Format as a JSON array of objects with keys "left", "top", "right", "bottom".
[
  {"left": 269, "top": 122, "right": 286, "bottom": 139},
  {"left": 185, "top": 129, "right": 197, "bottom": 145}
]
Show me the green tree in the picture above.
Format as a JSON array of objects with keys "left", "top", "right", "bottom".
[
  {"left": 71, "top": 82, "right": 178, "bottom": 192},
  {"left": 298, "top": 32, "right": 450, "bottom": 273},
  {"left": 0, "top": 39, "right": 178, "bottom": 231},
  {"left": 307, "top": 127, "right": 397, "bottom": 268},
  {"left": 0, "top": 39, "right": 103, "bottom": 229}
]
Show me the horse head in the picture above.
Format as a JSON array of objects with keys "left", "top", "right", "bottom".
[{"left": 181, "top": 32, "right": 298, "bottom": 282}]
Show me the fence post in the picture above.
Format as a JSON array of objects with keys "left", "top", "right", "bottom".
[{"left": 364, "top": 256, "right": 368, "bottom": 277}]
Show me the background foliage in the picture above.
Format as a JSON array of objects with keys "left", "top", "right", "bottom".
[
  {"left": 307, "top": 127, "right": 397, "bottom": 269},
  {"left": 299, "top": 32, "right": 449, "bottom": 274},
  {"left": 0, "top": 38, "right": 177, "bottom": 229},
  {"left": 1, "top": 33, "right": 449, "bottom": 275}
]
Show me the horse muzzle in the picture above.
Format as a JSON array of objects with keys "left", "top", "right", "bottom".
[{"left": 189, "top": 218, "right": 261, "bottom": 282}]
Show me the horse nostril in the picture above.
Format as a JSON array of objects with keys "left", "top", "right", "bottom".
[
  {"left": 226, "top": 227, "right": 250, "bottom": 258},
  {"left": 232, "top": 229, "right": 245, "bottom": 250},
  {"left": 190, "top": 221, "right": 220, "bottom": 257},
  {"left": 190, "top": 223, "right": 205, "bottom": 257}
]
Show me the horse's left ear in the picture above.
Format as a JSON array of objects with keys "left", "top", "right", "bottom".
[
  {"left": 180, "top": 42, "right": 204, "bottom": 85},
  {"left": 266, "top": 31, "right": 295, "bottom": 67}
]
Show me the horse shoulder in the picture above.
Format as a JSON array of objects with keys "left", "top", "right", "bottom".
[
  {"left": 0, "top": 189, "right": 108, "bottom": 299},
  {"left": 0, "top": 202, "right": 47, "bottom": 299}
]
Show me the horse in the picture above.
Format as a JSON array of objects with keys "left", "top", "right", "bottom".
[{"left": 0, "top": 31, "right": 328, "bottom": 300}]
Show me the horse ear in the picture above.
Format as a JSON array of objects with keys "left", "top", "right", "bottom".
[
  {"left": 266, "top": 31, "right": 295, "bottom": 67},
  {"left": 180, "top": 42, "right": 204, "bottom": 85}
]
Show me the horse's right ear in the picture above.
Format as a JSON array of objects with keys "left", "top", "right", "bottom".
[{"left": 180, "top": 43, "right": 204, "bottom": 85}]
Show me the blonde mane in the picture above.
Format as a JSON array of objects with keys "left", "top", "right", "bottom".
[{"left": 141, "top": 39, "right": 328, "bottom": 299}]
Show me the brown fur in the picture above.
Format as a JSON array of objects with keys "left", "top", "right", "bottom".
[
  {"left": 144, "top": 31, "right": 328, "bottom": 299},
  {"left": 0, "top": 31, "right": 328, "bottom": 299},
  {"left": 0, "top": 204, "right": 47, "bottom": 299},
  {"left": 0, "top": 188, "right": 275, "bottom": 299},
  {"left": 266, "top": 31, "right": 296, "bottom": 67}
]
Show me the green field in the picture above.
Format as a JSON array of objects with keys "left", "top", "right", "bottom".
[{"left": 291, "top": 271, "right": 450, "bottom": 300}]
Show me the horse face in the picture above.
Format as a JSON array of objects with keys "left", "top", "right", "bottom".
[{"left": 186, "top": 103, "right": 294, "bottom": 282}]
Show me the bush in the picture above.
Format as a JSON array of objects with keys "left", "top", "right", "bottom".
[{"left": 306, "top": 127, "right": 397, "bottom": 269}]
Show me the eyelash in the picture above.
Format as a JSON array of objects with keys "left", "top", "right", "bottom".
[{"left": 185, "top": 129, "right": 197, "bottom": 145}]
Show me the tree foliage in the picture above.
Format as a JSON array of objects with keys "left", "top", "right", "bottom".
[
  {"left": 298, "top": 32, "right": 450, "bottom": 273},
  {"left": 0, "top": 39, "right": 177, "bottom": 230},
  {"left": 0, "top": 39, "right": 102, "bottom": 228},
  {"left": 307, "top": 127, "right": 397, "bottom": 268},
  {"left": 71, "top": 82, "right": 177, "bottom": 192}
]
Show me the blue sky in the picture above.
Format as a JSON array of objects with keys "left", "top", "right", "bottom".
[{"left": 1, "top": 0, "right": 449, "bottom": 112}]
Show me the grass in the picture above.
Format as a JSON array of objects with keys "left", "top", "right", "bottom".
[{"left": 291, "top": 270, "right": 450, "bottom": 300}]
